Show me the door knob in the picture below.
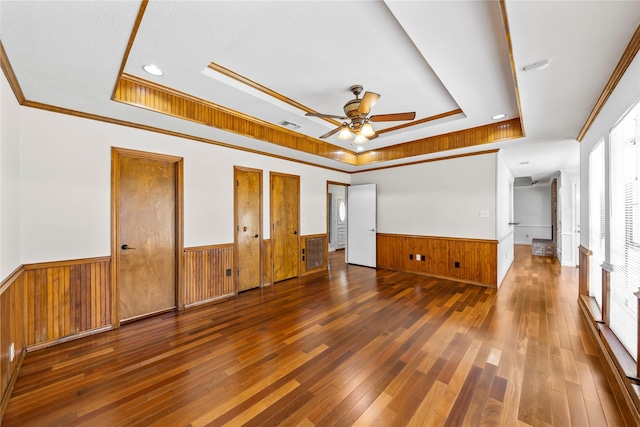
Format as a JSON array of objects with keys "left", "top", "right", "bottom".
[
  {"left": 121, "top": 244, "right": 135, "bottom": 250},
  {"left": 254, "top": 234, "right": 259, "bottom": 238},
  {"left": 293, "top": 230, "right": 298, "bottom": 235}
]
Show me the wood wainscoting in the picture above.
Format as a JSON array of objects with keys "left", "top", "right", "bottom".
[
  {"left": 0, "top": 267, "right": 26, "bottom": 421},
  {"left": 300, "top": 234, "right": 328, "bottom": 276},
  {"left": 23, "top": 257, "right": 112, "bottom": 349},
  {"left": 377, "top": 233, "right": 498, "bottom": 287},
  {"left": 579, "top": 245, "right": 591, "bottom": 297},
  {"left": 183, "top": 244, "right": 234, "bottom": 307},
  {"left": 0, "top": 257, "right": 112, "bottom": 422}
]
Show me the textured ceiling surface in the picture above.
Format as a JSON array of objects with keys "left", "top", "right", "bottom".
[{"left": 1, "top": 0, "right": 639, "bottom": 178}]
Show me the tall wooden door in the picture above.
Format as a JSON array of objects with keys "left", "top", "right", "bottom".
[
  {"left": 235, "top": 166, "right": 262, "bottom": 291},
  {"left": 113, "top": 148, "right": 182, "bottom": 323},
  {"left": 271, "top": 172, "right": 300, "bottom": 282}
]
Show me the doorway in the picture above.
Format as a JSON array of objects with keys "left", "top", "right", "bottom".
[
  {"left": 235, "top": 166, "right": 263, "bottom": 291},
  {"left": 271, "top": 172, "right": 300, "bottom": 282},
  {"left": 327, "top": 182, "right": 348, "bottom": 253},
  {"left": 112, "top": 148, "right": 183, "bottom": 325}
]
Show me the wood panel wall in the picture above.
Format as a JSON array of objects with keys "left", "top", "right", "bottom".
[
  {"left": 377, "top": 233, "right": 498, "bottom": 287},
  {"left": 300, "top": 234, "right": 328, "bottom": 276},
  {"left": 262, "top": 239, "right": 272, "bottom": 286},
  {"left": 579, "top": 245, "right": 591, "bottom": 297},
  {"left": 183, "top": 244, "right": 235, "bottom": 307},
  {"left": 0, "top": 267, "right": 26, "bottom": 420},
  {"left": 23, "top": 258, "right": 112, "bottom": 348}
]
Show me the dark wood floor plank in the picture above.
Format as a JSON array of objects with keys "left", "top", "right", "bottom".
[{"left": 2, "top": 246, "right": 628, "bottom": 426}]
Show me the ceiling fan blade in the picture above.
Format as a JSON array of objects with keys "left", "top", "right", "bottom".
[
  {"left": 358, "top": 91, "right": 381, "bottom": 115},
  {"left": 319, "top": 126, "right": 343, "bottom": 139},
  {"left": 305, "top": 112, "right": 348, "bottom": 120},
  {"left": 370, "top": 112, "right": 416, "bottom": 122}
]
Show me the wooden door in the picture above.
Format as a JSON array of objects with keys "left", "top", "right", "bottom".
[
  {"left": 114, "top": 148, "right": 182, "bottom": 323},
  {"left": 235, "top": 166, "right": 262, "bottom": 291},
  {"left": 347, "top": 184, "right": 377, "bottom": 268},
  {"left": 271, "top": 173, "right": 300, "bottom": 282}
]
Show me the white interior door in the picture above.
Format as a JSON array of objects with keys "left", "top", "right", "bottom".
[
  {"left": 347, "top": 184, "right": 377, "bottom": 267},
  {"left": 336, "top": 195, "right": 347, "bottom": 249}
]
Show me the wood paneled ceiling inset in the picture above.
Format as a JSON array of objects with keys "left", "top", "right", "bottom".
[
  {"left": 114, "top": 73, "right": 524, "bottom": 167},
  {"left": 356, "top": 118, "right": 523, "bottom": 165},
  {"left": 113, "top": 74, "right": 359, "bottom": 165}
]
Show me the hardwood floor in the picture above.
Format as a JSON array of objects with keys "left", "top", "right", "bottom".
[{"left": 3, "top": 245, "right": 629, "bottom": 426}]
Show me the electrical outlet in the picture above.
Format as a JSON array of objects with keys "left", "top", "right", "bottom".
[
  {"left": 10, "top": 343, "right": 14, "bottom": 362},
  {"left": 409, "top": 254, "right": 413, "bottom": 260},
  {"left": 455, "top": 261, "right": 460, "bottom": 268},
  {"left": 480, "top": 210, "right": 490, "bottom": 218},
  {"left": 226, "top": 268, "right": 231, "bottom": 277},
  {"left": 416, "top": 254, "right": 421, "bottom": 261}
]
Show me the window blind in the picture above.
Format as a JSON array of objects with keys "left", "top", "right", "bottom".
[
  {"left": 609, "top": 99, "right": 640, "bottom": 361},
  {"left": 589, "top": 140, "right": 605, "bottom": 309}
]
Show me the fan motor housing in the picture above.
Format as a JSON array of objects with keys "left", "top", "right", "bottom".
[{"left": 343, "top": 99, "right": 362, "bottom": 119}]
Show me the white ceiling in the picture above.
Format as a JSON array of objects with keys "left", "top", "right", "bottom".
[{"left": 1, "top": 0, "right": 638, "bottom": 179}]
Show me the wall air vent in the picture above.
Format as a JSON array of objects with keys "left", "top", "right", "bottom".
[{"left": 278, "top": 120, "right": 301, "bottom": 130}]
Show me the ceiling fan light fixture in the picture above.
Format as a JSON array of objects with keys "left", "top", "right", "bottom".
[
  {"left": 337, "top": 127, "right": 354, "bottom": 140},
  {"left": 354, "top": 134, "right": 369, "bottom": 144},
  {"left": 360, "top": 122, "right": 375, "bottom": 137}
]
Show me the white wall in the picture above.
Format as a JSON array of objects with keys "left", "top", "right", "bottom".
[
  {"left": 0, "top": 70, "right": 22, "bottom": 280},
  {"left": 513, "top": 184, "right": 551, "bottom": 244},
  {"left": 351, "top": 152, "right": 497, "bottom": 240},
  {"left": 558, "top": 170, "right": 578, "bottom": 266},
  {"left": 19, "top": 108, "right": 349, "bottom": 264},
  {"left": 496, "top": 151, "right": 514, "bottom": 286}
]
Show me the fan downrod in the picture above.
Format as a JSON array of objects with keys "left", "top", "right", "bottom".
[{"left": 350, "top": 85, "right": 363, "bottom": 98}]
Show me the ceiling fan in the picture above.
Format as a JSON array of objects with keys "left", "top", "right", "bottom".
[{"left": 305, "top": 85, "right": 416, "bottom": 144}]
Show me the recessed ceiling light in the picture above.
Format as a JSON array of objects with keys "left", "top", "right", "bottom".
[
  {"left": 492, "top": 113, "right": 506, "bottom": 120},
  {"left": 142, "top": 64, "right": 164, "bottom": 76},
  {"left": 356, "top": 146, "right": 364, "bottom": 152}
]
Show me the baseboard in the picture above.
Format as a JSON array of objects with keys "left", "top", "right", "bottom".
[
  {"left": 377, "top": 266, "right": 497, "bottom": 289},
  {"left": 26, "top": 325, "right": 114, "bottom": 352},
  {"left": 184, "top": 292, "right": 235, "bottom": 309},
  {"left": 0, "top": 347, "right": 26, "bottom": 424}
]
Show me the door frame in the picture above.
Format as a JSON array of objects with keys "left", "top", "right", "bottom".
[
  {"left": 326, "top": 181, "right": 349, "bottom": 255},
  {"left": 270, "top": 171, "right": 300, "bottom": 282},
  {"left": 111, "top": 147, "right": 184, "bottom": 328},
  {"left": 234, "top": 166, "right": 263, "bottom": 292}
]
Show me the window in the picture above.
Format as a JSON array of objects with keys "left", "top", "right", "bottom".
[
  {"left": 609, "top": 99, "right": 640, "bottom": 360},
  {"left": 589, "top": 140, "right": 605, "bottom": 309}
]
